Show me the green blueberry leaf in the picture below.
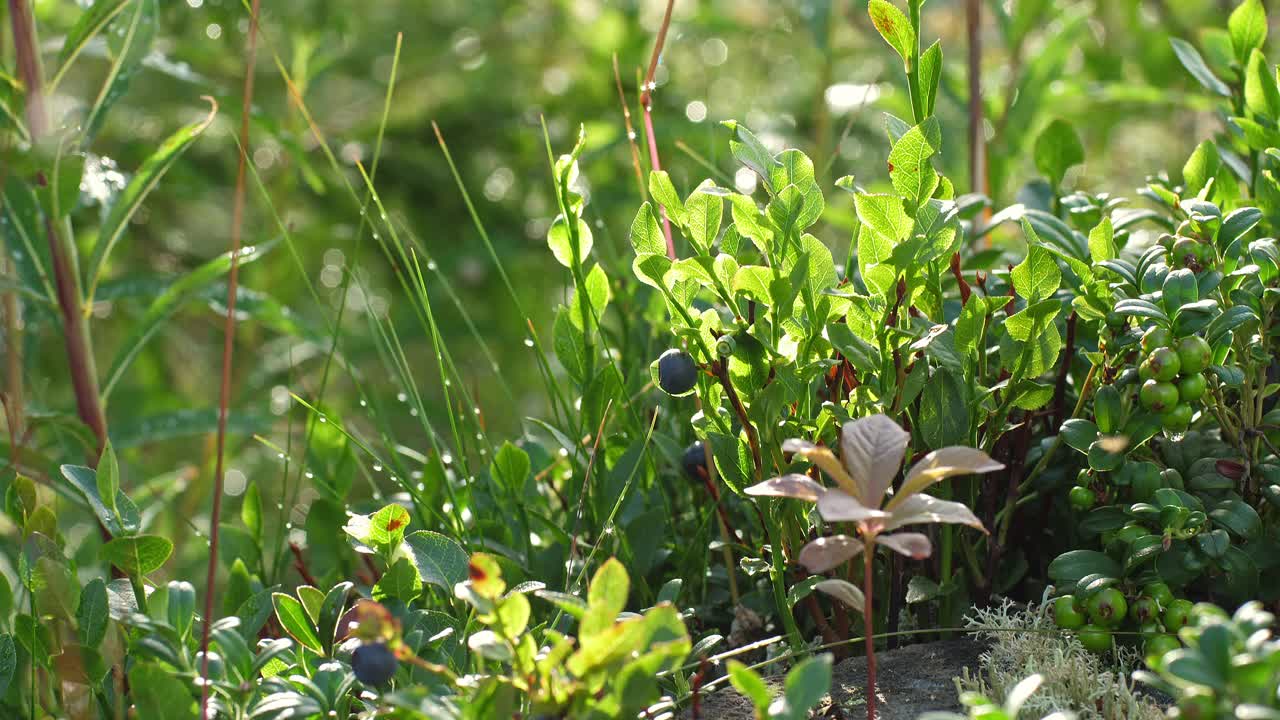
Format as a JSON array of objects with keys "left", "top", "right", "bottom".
[
  {"left": 102, "top": 534, "right": 172, "bottom": 575},
  {"left": 1034, "top": 119, "right": 1085, "bottom": 188},
  {"left": 868, "top": 0, "right": 914, "bottom": 65},
  {"left": 404, "top": 530, "right": 469, "bottom": 591}
]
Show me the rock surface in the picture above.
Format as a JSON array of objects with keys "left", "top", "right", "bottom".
[{"left": 689, "top": 638, "right": 985, "bottom": 719}]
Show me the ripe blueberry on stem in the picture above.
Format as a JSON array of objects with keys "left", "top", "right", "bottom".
[
  {"left": 352, "top": 642, "right": 398, "bottom": 685},
  {"left": 657, "top": 349, "right": 698, "bottom": 396},
  {"left": 682, "top": 441, "right": 709, "bottom": 482}
]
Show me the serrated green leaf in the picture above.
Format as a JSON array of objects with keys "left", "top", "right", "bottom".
[
  {"left": 77, "top": 578, "right": 109, "bottom": 648},
  {"left": 1229, "top": 0, "right": 1268, "bottom": 64},
  {"left": 404, "top": 530, "right": 469, "bottom": 591},
  {"left": 0, "top": 635, "right": 13, "bottom": 697},
  {"left": 727, "top": 660, "right": 771, "bottom": 711},
  {"left": 868, "top": 0, "right": 914, "bottom": 65},
  {"left": 648, "top": 171, "right": 685, "bottom": 225},
  {"left": 919, "top": 41, "right": 942, "bottom": 116},
  {"left": 581, "top": 557, "right": 629, "bottom": 639},
  {"left": 128, "top": 662, "right": 198, "bottom": 720},
  {"left": 1011, "top": 244, "right": 1062, "bottom": 304},
  {"left": 785, "top": 653, "right": 833, "bottom": 715},
  {"left": 630, "top": 202, "right": 665, "bottom": 256},
  {"left": 102, "top": 534, "right": 172, "bottom": 575},
  {"left": 373, "top": 557, "right": 423, "bottom": 603},
  {"left": 1088, "top": 217, "right": 1116, "bottom": 263},
  {"left": 888, "top": 117, "right": 941, "bottom": 209},
  {"left": 722, "top": 120, "right": 780, "bottom": 192},
  {"left": 855, "top": 193, "right": 912, "bottom": 242},
  {"left": 241, "top": 482, "right": 262, "bottom": 542},
  {"left": 491, "top": 442, "right": 531, "bottom": 494},
  {"left": 1184, "top": 141, "right": 1221, "bottom": 197},
  {"left": 97, "top": 441, "right": 120, "bottom": 513},
  {"left": 685, "top": 180, "right": 723, "bottom": 253},
  {"left": 1034, "top": 119, "right": 1085, "bottom": 187},
  {"left": 546, "top": 214, "right": 593, "bottom": 267},
  {"left": 1245, "top": 49, "right": 1280, "bottom": 119}
]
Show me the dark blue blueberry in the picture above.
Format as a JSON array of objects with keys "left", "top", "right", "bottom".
[
  {"left": 351, "top": 642, "right": 398, "bottom": 685},
  {"left": 682, "top": 441, "right": 708, "bottom": 482},
  {"left": 657, "top": 349, "right": 698, "bottom": 396}
]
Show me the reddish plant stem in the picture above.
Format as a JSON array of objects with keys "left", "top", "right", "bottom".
[
  {"left": 949, "top": 252, "right": 971, "bottom": 304},
  {"left": 689, "top": 657, "right": 709, "bottom": 720},
  {"left": 699, "top": 472, "right": 737, "bottom": 543},
  {"left": 638, "top": 0, "right": 677, "bottom": 260},
  {"left": 984, "top": 412, "right": 1033, "bottom": 603},
  {"left": 46, "top": 217, "right": 108, "bottom": 457},
  {"left": 712, "top": 360, "right": 762, "bottom": 480},
  {"left": 8, "top": 0, "right": 46, "bottom": 137},
  {"left": 10, "top": 0, "right": 109, "bottom": 467},
  {"left": 864, "top": 547, "right": 877, "bottom": 720},
  {"left": 199, "top": 2, "right": 259, "bottom": 716},
  {"left": 803, "top": 592, "right": 842, "bottom": 655},
  {"left": 1053, "top": 313, "right": 1078, "bottom": 428},
  {"left": 887, "top": 553, "right": 902, "bottom": 650},
  {"left": 362, "top": 554, "right": 383, "bottom": 584},
  {"left": 567, "top": 400, "right": 613, "bottom": 582},
  {"left": 288, "top": 542, "right": 319, "bottom": 587},
  {"left": 965, "top": 0, "right": 986, "bottom": 206},
  {"left": 699, "top": 439, "right": 741, "bottom": 604},
  {"left": 2, "top": 274, "right": 21, "bottom": 445},
  {"left": 612, "top": 54, "right": 646, "bottom": 200}
]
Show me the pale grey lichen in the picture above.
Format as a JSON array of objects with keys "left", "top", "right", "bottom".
[{"left": 955, "top": 599, "right": 1164, "bottom": 720}]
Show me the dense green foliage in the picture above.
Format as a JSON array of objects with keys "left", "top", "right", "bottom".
[{"left": 3, "top": 0, "right": 1280, "bottom": 718}]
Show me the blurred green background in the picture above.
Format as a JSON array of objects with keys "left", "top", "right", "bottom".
[{"left": 18, "top": 0, "right": 1231, "bottom": 537}]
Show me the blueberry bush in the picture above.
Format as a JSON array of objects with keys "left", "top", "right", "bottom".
[{"left": 3, "top": 0, "right": 1280, "bottom": 719}]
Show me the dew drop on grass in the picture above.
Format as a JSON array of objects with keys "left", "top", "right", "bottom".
[
  {"left": 359, "top": 399, "right": 367, "bottom": 407},
  {"left": 524, "top": 338, "right": 535, "bottom": 347},
  {"left": 304, "top": 472, "right": 314, "bottom": 479},
  {"left": 417, "top": 483, "right": 426, "bottom": 491},
  {"left": 397, "top": 392, "right": 407, "bottom": 402},
  {"left": 409, "top": 408, "right": 418, "bottom": 417},
  {"left": 442, "top": 453, "right": 453, "bottom": 465},
  {"left": 276, "top": 503, "right": 284, "bottom": 510},
  {"left": 372, "top": 463, "right": 383, "bottom": 472}
]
